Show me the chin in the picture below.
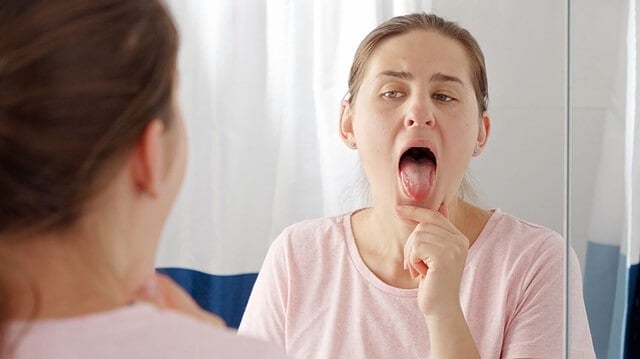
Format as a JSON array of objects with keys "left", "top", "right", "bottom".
[{"left": 392, "top": 188, "right": 440, "bottom": 211}]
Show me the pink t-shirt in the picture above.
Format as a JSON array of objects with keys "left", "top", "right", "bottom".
[
  {"left": 3, "top": 302, "right": 287, "bottom": 358},
  {"left": 239, "top": 209, "right": 595, "bottom": 358}
]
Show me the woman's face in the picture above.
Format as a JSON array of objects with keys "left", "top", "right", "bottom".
[{"left": 341, "top": 30, "right": 489, "bottom": 211}]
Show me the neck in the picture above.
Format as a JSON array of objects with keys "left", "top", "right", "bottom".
[
  {"left": 359, "top": 198, "right": 473, "bottom": 254},
  {"left": 356, "top": 207, "right": 409, "bottom": 262},
  {"left": 1, "top": 225, "right": 134, "bottom": 320},
  {"left": 351, "top": 197, "right": 490, "bottom": 289}
]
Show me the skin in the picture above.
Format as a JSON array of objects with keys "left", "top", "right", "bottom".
[
  {"left": 340, "top": 30, "right": 492, "bottom": 358},
  {"left": 2, "top": 99, "right": 223, "bottom": 327}
]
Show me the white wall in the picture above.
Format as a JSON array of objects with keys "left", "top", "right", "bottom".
[
  {"left": 570, "top": 0, "right": 627, "bottom": 268},
  {"left": 433, "top": 0, "right": 623, "bottom": 269},
  {"left": 432, "top": 1, "right": 567, "bottom": 236}
]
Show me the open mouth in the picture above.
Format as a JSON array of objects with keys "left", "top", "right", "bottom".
[
  {"left": 398, "top": 147, "right": 437, "bottom": 201},
  {"left": 400, "top": 147, "right": 436, "bottom": 166}
]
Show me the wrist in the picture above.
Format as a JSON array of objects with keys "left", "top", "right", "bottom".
[
  {"left": 422, "top": 302, "right": 464, "bottom": 324},
  {"left": 423, "top": 304, "right": 480, "bottom": 359}
]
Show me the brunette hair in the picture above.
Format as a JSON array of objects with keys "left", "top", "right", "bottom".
[
  {"left": 0, "top": 0, "right": 178, "bottom": 351},
  {"left": 346, "top": 12, "right": 488, "bottom": 113}
]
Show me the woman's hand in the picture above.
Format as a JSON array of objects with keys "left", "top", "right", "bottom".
[
  {"left": 397, "top": 203, "right": 469, "bottom": 318},
  {"left": 398, "top": 204, "right": 480, "bottom": 358},
  {"left": 135, "top": 272, "right": 226, "bottom": 328}
]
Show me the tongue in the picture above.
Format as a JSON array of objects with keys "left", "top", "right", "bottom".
[{"left": 399, "top": 157, "right": 435, "bottom": 201}]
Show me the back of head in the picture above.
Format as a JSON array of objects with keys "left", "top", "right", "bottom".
[
  {"left": 0, "top": 0, "right": 178, "bottom": 235},
  {"left": 0, "top": 0, "right": 178, "bottom": 351}
]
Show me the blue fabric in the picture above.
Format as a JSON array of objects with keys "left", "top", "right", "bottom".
[
  {"left": 156, "top": 267, "right": 258, "bottom": 329},
  {"left": 584, "top": 242, "right": 621, "bottom": 358}
]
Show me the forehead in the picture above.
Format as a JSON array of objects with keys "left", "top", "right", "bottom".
[{"left": 363, "top": 30, "right": 472, "bottom": 85}]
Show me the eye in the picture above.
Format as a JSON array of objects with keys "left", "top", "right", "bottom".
[
  {"left": 433, "top": 93, "right": 454, "bottom": 102},
  {"left": 382, "top": 90, "right": 405, "bottom": 99}
]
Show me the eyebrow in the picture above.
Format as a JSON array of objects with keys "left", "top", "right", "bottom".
[
  {"left": 375, "top": 71, "right": 465, "bottom": 86},
  {"left": 376, "top": 70, "right": 413, "bottom": 80},
  {"left": 431, "top": 72, "right": 464, "bottom": 86}
]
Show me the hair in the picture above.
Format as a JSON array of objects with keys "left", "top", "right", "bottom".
[
  {"left": 346, "top": 12, "right": 488, "bottom": 113},
  {"left": 0, "top": 0, "right": 178, "bottom": 351},
  {"left": 345, "top": 12, "right": 488, "bottom": 202}
]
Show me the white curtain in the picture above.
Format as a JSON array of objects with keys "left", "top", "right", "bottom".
[
  {"left": 155, "top": 0, "right": 430, "bottom": 328},
  {"left": 156, "top": 0, "right": 430, "bottom": 278},
  {"left": 154, "top": 0, "right": 581, "bottom": 334}
]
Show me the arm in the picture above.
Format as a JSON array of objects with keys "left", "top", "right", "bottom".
[
  {"left": 398, "top": 204, "right": 480, "bottom": 359},
  {"left": 501, "top": 236, "right": 595, "bottom": 359},
  {"left": 424, "top": 307, "right": 480, "bottom": 359},
  {"left": 237, "top": 232, "right": 289, "bottom": 350}
]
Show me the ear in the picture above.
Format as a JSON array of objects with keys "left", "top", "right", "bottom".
[
  {"left": 475, "top": 111, "right": 490, "bottom": 155},
  {"left": 130, "top": 120, "right": 166, "bottom": 197},
  {"left": 339, "top": 101, "right": 356, "bottom": 148}
]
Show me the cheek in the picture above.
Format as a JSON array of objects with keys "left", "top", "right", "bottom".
[
  {"left": 353, "top": 99, "right": 401, "bottom": 138},
  {"left": 352, "top": 111, "right": 393, "bottom": 146},
  {"left": 352, "top": 119, "right": 396, "bottom": 176},
  {"left": 445, "top": 117, "right": 478, "bottom": 154},
  {"left": 355, "top": 124, "right": 395, "bottom": 163}
]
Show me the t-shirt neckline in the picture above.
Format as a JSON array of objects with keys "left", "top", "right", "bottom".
[{"left": 343, "top": 207, "right": 504, "bottom": 297}]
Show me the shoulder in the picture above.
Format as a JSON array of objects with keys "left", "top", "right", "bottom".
[
  {"left": 471, "top": 209, "right": 568, "bottom": 282},
  {"left": 270, "top": 212, "right": 353, "bottom": 254},
  {"left": 485, "top": 209, "right": 565, "bottom": 256},
  {"left": 7, "top": 304, "right": 287, "bottom": 358},
  {"left": 257, "top": 212, "right": 356, "bottom": 279},
  {"left": 277, "top": 212, "right": 351, "bottom": 241},
  {"left": 146, "top": 307, "right": 287, "bottom": 357}
]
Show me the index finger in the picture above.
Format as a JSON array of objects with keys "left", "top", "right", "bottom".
[{"left": 395, "top": 205, "right": 445, "bottom": 225}]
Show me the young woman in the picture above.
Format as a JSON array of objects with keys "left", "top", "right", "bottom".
[
  {"left": 0, "top": 1, "right": 285, "bottom": 357},
  {"left": 239, "top": 13, "right": 595, "bottom": 358}
]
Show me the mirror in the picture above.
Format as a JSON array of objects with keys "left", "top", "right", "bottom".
[
  {"left": 570, "top": 0, "right": 639, "bottom": 357},
  {"left": 157, "top": 0, "right": 574, "bottom": 355},
  {"left": 434, "top": 1, "right": 567, "bottom": 235}
]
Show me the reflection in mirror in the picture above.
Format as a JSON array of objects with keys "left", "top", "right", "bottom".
[
  {"left": 571, "top": 0, "right": 640, "bottom": 357},
  {"left": 155, "top": 0, "right": 592, "bottom": 357}
]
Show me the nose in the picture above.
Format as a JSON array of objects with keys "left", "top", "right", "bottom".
[{"left": 403, "top": 98, "right": 435, "bottom": 128}]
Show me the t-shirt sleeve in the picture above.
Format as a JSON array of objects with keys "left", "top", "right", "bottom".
[
  {"left": 501, "top": 234, "right": 595, "bottom": 358},
  {"left": 238, "top": 230, "right": 290, "bottom": 351}
]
